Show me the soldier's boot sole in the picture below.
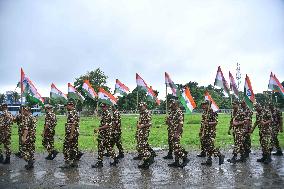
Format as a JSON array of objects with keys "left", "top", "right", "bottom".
[
  {"left": 272, "top": 151, "right": 283, "bottom": 156},
  {"left": 163, "top": 152, "right": 173, "bottom": 159},
  {"left": 50, "top": 150, "right": 59, "bottom": 160}
]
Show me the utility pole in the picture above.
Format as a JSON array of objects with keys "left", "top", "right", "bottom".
[{"left": 236, "top": 62, "right": 241, "bottom": 90}]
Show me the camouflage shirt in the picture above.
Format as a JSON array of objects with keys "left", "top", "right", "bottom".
[
  {"left": 271, "top": 107, "right": 282, "bottom": 127},
  {"left": 202, "top": 108, "right": 218, "bottom": 134},
  {"left": 138, "top": 109, "right": 152, "bottom": 132},
  {"left": 66, "top": 109, "right": 80, "bottom": 137},
  {"left": 170, "top": 108, "right": 184, "bottom": 132},
  {"left": 0, "top": 110, "right": 14, "bottom": 137},
  {"left": 112, "top": 110, "right": 121, "bottom": 133},
  {"left": 22, "top": 114, "right": 37, "bottom": 142},
  {"left": 99, "top": 109, "right": 112, "bottom": 136},
  {"left": 256, "top": 109, "right": 272, "bottom": 133},
  {"left": 45, "top": 111, "right": 57, "bottom": 134}
]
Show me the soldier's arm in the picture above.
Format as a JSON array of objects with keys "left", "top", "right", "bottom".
[
  {"left": 22, "top": 128, "right": 28, "bottom": 142},
  {"left": 97, "top": 124, "right": 110, "bottom": 130},
  {"left": 279, "top": 112, "right": 283, "bottom": 132}
]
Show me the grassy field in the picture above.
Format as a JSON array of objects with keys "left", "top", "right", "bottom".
[{"left": 9, "top": 114, "right": 284, "bottom": 153}]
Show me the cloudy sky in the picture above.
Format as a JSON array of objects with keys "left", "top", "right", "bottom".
[{"left": 0, "top": 0, "right": 284, "bottom": 99}]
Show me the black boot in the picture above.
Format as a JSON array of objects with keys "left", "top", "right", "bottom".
[
  {"left": 219, "top": 154, "right": 225, "bottom": 165},
  {"left": 0, "top": 154, "right": 3, "bottom": 163},
  {"left": 91, "top": 161, "right": 103, "bottom": 168},
  {"left": 133, "top": 155, "right": 142, "bottom": 160},
  {"left": 264, "top": 155, "right": 272, "bottom": 164},
  {"left": 50, "top": 150, "right": 59, "bottom": 160},
  {"left": 197, "top": 152, "right": 206, "bottom": 157},
  {"left": 110, "top": 157, "right": 119, "bottom": 166},
  {"left": 76, "top": 151, "right": 84, "bottom": 160},
  {"left": 201, "top": 157, "right": 212, "bottom": 166},
  {"left": 3, "top": 156, "right": 10, "bottom": 164},
  {"left": 117, "top": 152, "right": 124, "bottom": 159},
  {"left": 25, "top": 160, "right": 34, "bottom": 170},
  {"left": 103, "top": 152, "right": 110, "bottom": 157},
  {"left": 15, "top": 152, "right": 22, "bottom": 158},
  {"left": 70, "top": 161, "right": 78, "bottom": 168},
  {"left": 272, "top": 150, "right": 283, "bottom": 156},
  {"left": 168, "top": 159, "right": 180, "bottom": 167},
  {"left": 180, "top": 157, "right": 190, "bottom": 168},
  {"left": 138, "top": 159, "right": 150, "bottom": 169},
  {"left": 227, "top": 155, "right": 237, "bottom": 164},
  {"left": 238, "top": 154, "right": 247, "bottom": 163},
  {"left": 45, "top": 153, "right": 52, "bottom": 160},
  {"left": 257, "top": 155, "right": 265, "bottom": 162},
  {"left": 163, "top": 151, "right": 173, "bottom": 159},
  {"left": 151, "top": 151, "right": 157, "bottom": 157}
]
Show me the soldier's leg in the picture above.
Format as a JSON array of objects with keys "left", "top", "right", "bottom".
[
  {"left": 63, "top": 139, "right": 71, "bottom": 164},
  {"left": 115, "top": 133, "right": 124, "bottom": 158},
  {"left": 262, "top": 134, "right": 272, "bottom": 164},
  {"left": 271, "top": 128, "right": 282, "bottom": 155},
  {"left": 0, "top": 140, "right": 3, "bottom": 163},
  {"left": 137, "top": 136, "right": 152, "bottom": 169},
  {"left": 3, "top": 137, "right": 11, "bottom": 164}
]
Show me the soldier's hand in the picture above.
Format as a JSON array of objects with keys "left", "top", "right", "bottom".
[
  {"left": 280, "top": 128, "right": 283, "bottom": 133},
  {"left": 227, "top": 130, "right": 231, "bottom": 135},
  {"left": 199, "top": 132, "right": 202, "bottom": 137},
  {"left": 68, "top": 135, "right": 73, "bottom": 140}
]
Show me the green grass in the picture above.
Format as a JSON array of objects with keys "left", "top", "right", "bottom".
[{"left": 9, "top": 114, "right": 284, "bottom": 152}]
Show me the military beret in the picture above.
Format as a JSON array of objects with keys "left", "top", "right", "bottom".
[
  {"left": 201, "top": 100, "right": 210, "bottom": 105},
  {"left": 44, "top": 104, "right": 53, "bottom": 109},
  {"left": 100, "top": 103, "right": 109, "bottom": 107},
  {"left": 67, "top": 101, "right": 75, "bottom": 106}
]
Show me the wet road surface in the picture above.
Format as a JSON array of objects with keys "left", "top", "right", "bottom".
[{"left": 0, "top": 150, "right": 284, "bottom": 188}]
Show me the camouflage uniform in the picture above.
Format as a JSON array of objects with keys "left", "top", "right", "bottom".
[
  {"left": 198, "top": 113, "right": 207, "bottom": 156},
  {"left": 14, "top": 113, "right": 24, "bottom": 156},
  {"left": 111, "top": 109, "right": 124, "bottom": 155},
  {"left": 22, "top": 113, "right": 37, "bottom": 163},
  {"left": 255, "top": 109, "right": 272, "bottom": 157},
  {"left": 97, "top": 108, "right": 116, "bottom": 162},
  {"left": 136, "top": 108, "right": 152, "bottom": 161},
  {"left": 231, "top": 109, "right": 246, "bottom": 157},
  {"left": 42, "top": 110, "right": 57, "bottom": 154},
  {"left": 165, "top": 108, "right": 174, "bottom": 155},
  {"left": 241, "top": 106, "right": 253, "bottom": 155},
  {"left": 171, "top": 108, "right": 186, "bottom": 159},
  {"left": 63, "top": 108, "right": 80, "bottom": 164},
  {"left": 270, "top": 107, "right": 283, "bottom": 152},
  {"left": 0, "top": 109, "right": 14, "bottom": 159},
  {"left": 202, "top": 109, "right": 221, "bottom": 157}
]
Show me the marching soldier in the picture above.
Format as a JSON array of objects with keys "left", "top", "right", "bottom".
[
  {"left": 251, "top": 103, "right": 272, "bottom": 164},
  {"left": 134, "top": 102, "right": 155, "bottom": 169},
  {"left": 111, "top": 105, "right": 124, "bottom": 158},
  {"left": 167, "top": 101, "right": 189, "bottom": 168},
  {"left": 227, "top": 102, "right": 246, "bottom": 164},
  {"left": 163, "top": 99, "right": 174, "bottom": 159},
  {"left": 92, "top": 103, "right": 119, "bottom": 168},
  {"left": 14, "top": 106, "right": 24, "bottom": 158},
  {"left": 200, "top": 101, "right": 225, "bottom": 166},
  {"left": 0, "top": 104, "right": 14, "bottom": 164},
  {"left": 42, "top": 104, "right": 58, "bottom": 160},
  {"left": 269, "top": 103, "right": 283, "bottom": 156},
  {"left": 61, "top": 101, "right": 80, "bottom": 168},
  {"left": 240, "top": 100, "right": 253, "bottom": 157},
  {"left": 21, "top": 106, "right": 37, "bottom": 170}
]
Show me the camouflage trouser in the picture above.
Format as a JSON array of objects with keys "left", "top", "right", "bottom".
[
  {"left": 111, "top": 132, "right": 124, "bottom": 153},
  {"left": 199, "top": 127, "right": 206, "bottom": 153},
  {"left": 22, "top": 140, "right": 35, "bottom": 161},
  {"left": 42, "top": 133, "right": 55, "bottom": 154},
  {"left": 98, "top": 134, "right": 116, "bottom": 161},
  {"left": 243, "top": 125, "right": 251, "bottom": 154},
  {"left": 259, "top": 132, "right": 271, "bottom": 155},
  {"left": 0, "top": 134, "right": 11, "bottom": 156},
  {"left": 137, "top": 129, "right": 151, "bottom": 160},
  {"left": 167, "top": 128, "right": 174, "bottom": 152},
  {"left": 233, "top": 128, "right": 245, "bottom": 155},
  {"left": 203, "top": 134, "right": 221, "bottom": 157},
  {"left": 173, "top": 136, "right": 186, "bottom": 160},
  {"left": 63, "top": 136, "right": 78, "bottom": 163},
  {"left": 270, "top": 126, "right": 281, "bottom": 151}
]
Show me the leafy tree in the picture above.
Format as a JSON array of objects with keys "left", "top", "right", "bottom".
[
  {"left": 11, "top": 91, "right": 20, "bottom": 104},
  {"left": 0, "top": 93, "right": 5, "bottom": 104},
  {"left": 73, "top": 68, "right": 110, "bottom": 113}
]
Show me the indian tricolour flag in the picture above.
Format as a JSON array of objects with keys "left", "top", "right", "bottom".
[
  {"left": 50, "top": 83, "right": 68, "bottom": 103},
  {"left": 244, "top": 75, "right": 255, "bottom": 110},
  {"left": 179, "top": 86, "right": 196, "bottom": 113},
  {"left": 214, "top": 66, "right": 230, "bottom": 97},
  {"left": 229, "top": 71, "right": 239, "bottom": 98},
  {"left": 114, "top": 79, "right": 130, "bottom": 96},
  {"left": 165, "top": 72, "right": 178, "bottom": 96},
  {"left": 21, "top": 68, "right": 44, "bottom": 106},
  {"left": 268, "top": 72, "right": 284, "bottom": 97},
  {"left": 136, "top": 73, "right": 160, "bottom": 105},
  {"left": 98, "top": 87, "right": 117, "bottom": 105},
  {"left": 82, "top": 80, "right": 97, "bottom": 100},
  {"left": 204, "top": 91, "right": 219, "bottom": 112},
  {"left": 68, "top": 83, "right": 85, "bottom": 103}
]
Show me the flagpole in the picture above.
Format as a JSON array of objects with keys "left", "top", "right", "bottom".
[
  {"left": 165, "top": 84, "right": 168, "bottom": 114},
  {"left": 136, "top": 87, "right": 139, "bottom": 112}
]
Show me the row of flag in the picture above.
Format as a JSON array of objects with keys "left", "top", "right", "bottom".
[{"left": 20, "top": 67, "right": 283, "bottom": 111}]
